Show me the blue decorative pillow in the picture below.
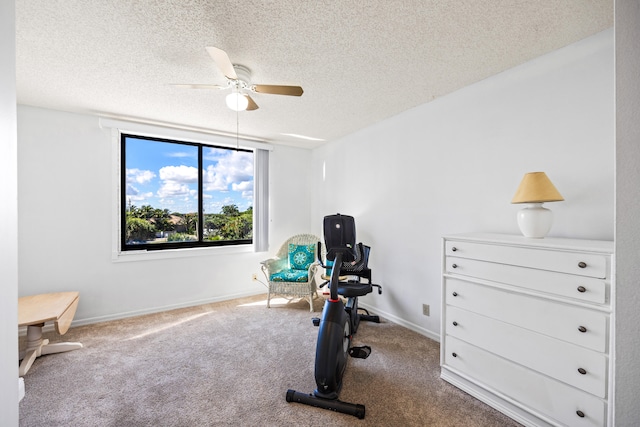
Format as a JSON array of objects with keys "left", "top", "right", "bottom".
[
  {"left": 288, "top": 244, "right": 315, "bottom": 270},
  {"left": 270, "top": 269, "right": 309, "bottom": 282}
]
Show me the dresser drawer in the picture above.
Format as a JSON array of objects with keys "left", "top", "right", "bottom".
[
  {"left": 445, "top": 240, "right": 608, "bottom": 279},
  {"left": 445, "top": 278, "right": 608, "bottom": 352},
  {"left": 443, "top": 336, "right": 606, "bottom": 427},
  {"left": 445, "top": 305, "right": 608, "bottom": 397},
  {"left": 445, "top": 257, "right": 607, "bottom": 304}
]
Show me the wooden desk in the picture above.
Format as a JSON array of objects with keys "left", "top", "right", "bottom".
[{"left": 18, "top": 292, "right": 83, "bottom": 376}]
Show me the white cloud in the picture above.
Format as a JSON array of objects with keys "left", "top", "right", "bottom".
[
  {"left": 126, "top": 181, "right": 154, "bottom": 202},
  {"left": 127, "top": 168, "right": 155, "bottom": 184},
  {"left": 156, "top": 165, "right": 199, "bottom": 200},
  {"left": 203, "top": 147, "right": 234, "bottom": 162},
  {"left": 231, "top": 181, "right": 253, "bottom": 201},
  {"left": 203, "top": 150, "right": 253, "bottom": 192},
  {"left": 167, "top": 151, "right": 195, "bottom": 158},
  {"left": 232, "top": 181, "right": 252, "bottom": 191},
  {"left": 157, "top": 181, "right": 192, "bottom": 198},
  {"left": 203, "top": 167, "right": 229, "bottom": 191},
  {"left": 126, "top": 183, "right": 139, "bottom": 196},
  {"left": 126, "top": 189, "right": 153, "bottom": 202},
  {"left": 159, "top": 165, "right": 198, "bottom": 183}
]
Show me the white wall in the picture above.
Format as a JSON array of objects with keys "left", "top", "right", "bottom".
[
  {"left": 17, "top": 106, "right": 313, "bottom": 324},
  {"left": 615, "top": 0, "right": 640, "bottom": 424},
  {"left": 311, "top": 29, "right": 615, "bottom": 338},
  {"left": 0, "top": 0, "right": 19, "bottom": 424}
]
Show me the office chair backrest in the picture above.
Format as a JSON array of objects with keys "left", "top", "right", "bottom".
[
  {"left": 347, "top": 244, "right": 369, "bottom": 272},
  {"left": 323, "top": 213, "right": 356, "bottom": 262}
]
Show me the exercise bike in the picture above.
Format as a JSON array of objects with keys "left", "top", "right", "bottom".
[{"left": 286, "top": 214, "right": 382, "bottom": 419}]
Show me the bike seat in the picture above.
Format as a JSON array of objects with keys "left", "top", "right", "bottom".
[{"left": 337, "top": 282, "right": 372, "bottom": 298}]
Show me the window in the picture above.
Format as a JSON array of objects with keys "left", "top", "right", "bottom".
[{"left": 121, "top": 134, "right": 258, "bottom": 251}]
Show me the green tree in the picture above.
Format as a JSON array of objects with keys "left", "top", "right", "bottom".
[
  {"left": 204, "top": 214, "right": 224, "bottom": 236},
  {"left": 220, "top": 216, "right": 243, "bottom": 240},
  {"left": 180, "top": 213, "right": 198, "bottom": 236},
  {"left": 221, "top": 204, "right": 240, "bottom": 216},
  {"left": 217, "top": 205, "right": 252, "bottom": 240},
  {"left": 125, "top": 217, "right": 155, "bottom": 242},
  {"left": 200, "top": 205, "right": 253, "bottom": 241},
  {"left": 151, "top": 208, "right": 174, "bottom": 233},
  {"left": 140, "top": 204, "right": 154, "bottom": 219}
]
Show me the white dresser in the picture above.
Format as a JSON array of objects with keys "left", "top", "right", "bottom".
[{"left": 440, "top": 233, "right": 614, "bottom": 427}]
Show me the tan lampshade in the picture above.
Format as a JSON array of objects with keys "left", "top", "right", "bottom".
[{"left": 511, "top": 172, "right": 564, "bottom": 204}]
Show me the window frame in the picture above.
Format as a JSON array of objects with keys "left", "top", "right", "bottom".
[
  {"left": 120, "top": 133, "right": 255, "bottom": 252},
  {"left": 103, "top": 118, "right": 272, "bottom": 261}
]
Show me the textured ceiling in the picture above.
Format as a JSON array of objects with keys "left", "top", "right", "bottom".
[{"left": 16, "top": 1, "right": 612, "bottom": 148}]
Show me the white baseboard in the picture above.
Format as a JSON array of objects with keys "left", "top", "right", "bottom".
[
  {"left": 74, "top": 289, "right": 267, "bottom": 327},
  {"left": 359, "top": 301, "right": 440, "bottom": 342},
  {"left": 19, "top": 290, "right": 267, "bottom": 336}
]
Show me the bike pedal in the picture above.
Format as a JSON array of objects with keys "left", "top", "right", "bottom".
[
  {"left": 348, "top": 345, "right": 371, "bottom": 359},
  {"left": 312, "top": 317, "right": 320, "bottom": 327}
]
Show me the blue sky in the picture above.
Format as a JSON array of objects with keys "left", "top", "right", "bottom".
[{"left": 125, "top": 137, "right": 253, "bottom": 214}]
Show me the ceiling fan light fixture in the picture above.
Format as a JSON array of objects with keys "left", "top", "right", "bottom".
[
  {"left": 225, "top": 92, "right": 249, "bottom": 111},
  {"left": 177, "top": 47, "right": 301, "bottom": 112}
]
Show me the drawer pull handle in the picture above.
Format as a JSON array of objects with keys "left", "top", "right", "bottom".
[
  {"left": 452, "top": 321, "right": 458, "bottom": 326},
  {"left": 578, "top": 326, "right": 587, "bottom": 333},
  {"left": 576, "top": 410, "right": 585, "bottom": 418},
  {"left": 578, "top": 368, "right": 587, "bottom": 375},
  {"left": 452, "top": 292, "right": 458, "bottom": 297},
  {"left": 577, "top": 286, "right": 586, "bottom": 293},
  {"left": 452, "top": 247, "right": 457, "bottom": 252},
  {"left": 452, "top": 352, "right": 457, "bottom": 358},
  {"left": 451, "top": 264, "right": 458, "bottom": 269},
  {"left": 578, "top": 261, "right": 587, "bottom": 268}
]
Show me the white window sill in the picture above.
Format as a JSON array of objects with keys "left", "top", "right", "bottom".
[{"left": 112, "top": 244, "right": 254, "bottom": 262}]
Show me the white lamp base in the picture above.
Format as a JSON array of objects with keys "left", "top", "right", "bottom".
[{"left": 516, "top": 203, "right": 553, "bottom": 238}]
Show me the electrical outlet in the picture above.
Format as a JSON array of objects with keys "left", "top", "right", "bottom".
[
  {"left": 422, "top": 304, "right": 430, "bottom": 316},
  {"left": 251, "top": 273, "right": 257, "bottom": 281}
]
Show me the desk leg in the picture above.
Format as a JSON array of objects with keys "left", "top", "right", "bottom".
[
  {"left": 19, "top": 324, "right": 83, "bottom": 376},
  {"left": 19, "top": 324, "right": 46, "bottom": 376},
  {"left": 40, "top": 342, "right": 84, "bottom": 355},
  {"left": 19, "top": 349, "right": 39, "bottom": 377}
]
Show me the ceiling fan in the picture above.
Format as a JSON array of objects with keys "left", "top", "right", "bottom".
[{"left": 174, "top": 47, "right": 303, "bottom": 111}]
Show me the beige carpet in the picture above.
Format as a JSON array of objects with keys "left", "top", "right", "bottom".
[{"left": 18, "top": 294, "right": 520, "bottom": 426}]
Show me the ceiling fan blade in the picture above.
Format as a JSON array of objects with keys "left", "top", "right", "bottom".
[
  {"left": 245, "top": 95, "right": 259, "bottom": 111},
  {"left": 253, "top": 84, "right": 303, "bottom": 96},
  {"left": 206, "top": 47, "right": 237, "bottom": 79},
  {"left": 172, "top": 84, "right": 227, "bottom": 90}
]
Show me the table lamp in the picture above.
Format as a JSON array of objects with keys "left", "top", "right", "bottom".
[{"left": 511, "top": 172, "right": 564, "bottom": 238}]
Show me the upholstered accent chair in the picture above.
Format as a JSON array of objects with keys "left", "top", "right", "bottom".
[{"left": 260, "top": 234, "right": 323, "bottom": 312}]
